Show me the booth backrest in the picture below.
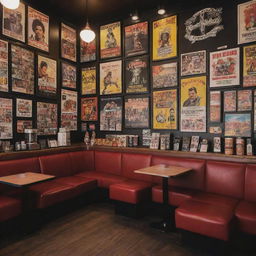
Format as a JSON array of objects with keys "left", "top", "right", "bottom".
[{"left": 244, "top": 164, "right": 256, "bottom": 202}]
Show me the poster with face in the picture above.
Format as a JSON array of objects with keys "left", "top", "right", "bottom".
[
  {"left": 238, "top": 90, "right": 252, "bottom": 111},
  {"left": 81, "top": 66, "right": 96, "bottom": 95},
  {"left": 17, "top": 120, "right": 33, "bottom": 133},
  {"left": 81, "top": 97, "right": 98, "bottom": 121},
  {"left": 16, "top": 98, "right": 32, "bottom": 118},
  {"left": 0, "top": 98, "right": 12, "bottom": 139},
  {"left": 61, "top": 62, "right": 76, "bottom": 89},
  {"left": 0, "top": 40, "right": 8, "bottom": 92},
  {"left": 243, "top": 44, "right": 256, "bottom": 87},
  {"left": 209, "top": 91, "right": 221, "bottom": 122},
  {"left": 224, "top": 90, "right": 236, "bottom": 112},
  {"left": 80, "top": 39, "right": 96, "bottom": 62},
  {"left": 28, "top": 7, "right": 49, "bottom": 52}
]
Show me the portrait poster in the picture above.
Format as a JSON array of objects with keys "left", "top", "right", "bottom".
[
  {"left": 238, "top": 90, "right": 252, "bottom": 111},
  {"left": 100, "top": 21, "right": 121, "bottom": 59},
  {"left": 152, "top": 16, "right": 177, "bottom": 61},
  {"left": 0, "top": 40, "right": 8, "bottom": 92},
  {"left": 124, "top": 97, "right": 149, "bottom": 128},
  {"left": 61, "top": 89, "right": 77, "bottom": 131},
  {"left": 100, "top": 60, "right": 122, "bottom": 95},
  {"left": 61, "top": 62, "right": 76, "bottom": 89},
  {"left": 16, "top": 98, "right": 32, "bottom": 118},
  {"left": 0, "top": 98, "right": 12, "bottom": 139},
  {"left": 210, "top": 48, "right": 240, "bottom": 87},
  {"left": 153, "top": 89, "right": 177, "bottom": 130},
  {"left": 100, "top": 97, "right": 122, "bottom": 131},
  {"left": 17, "top": 120, "right": 33, "bottom": 133},
  {"left": 124, "top": 21, "right": 148, "bottom": 57},
  {"left": 238, "top": 0, "right": 256, "bottom": 44},
  {"left": 61, "top": 23, "right": 77, "bottom": 62},
  {"left": 80, "top": 39, "right": 96, "bottom": 62},
  {"left": 2, "top": 2, "right": 25, "bottom": 42},
  {"left": 37, "top": 102, "right": 58, "bottom": 135},
  {"left": 28, "top": 7, "right": 49, "bottom": 52},
  {"left": 152, "top": 62, "right": 177, "bottom": 89},
  {"left": 209, "top": 91, "right": 221, "bottom": 122},
  {"left": 125, "top": 56, "right": 148, "bottom": 93},
  {"left": 38, "top": 55, "right": 57, "bottom": 97},
  {"left": 81, "top": 66, "right": 96, "bottom": 95},
  {"left": 180, "top": 76, "right": 206, "bottom": 132},
  {"left": 243, "top": 44, "right": 256, "bottom": 87},
  {"left": 224, "top": 90, "right": 236, "bottom": 112},
  {"left": 181, "top": 50, "right": 206, "bottom": 76},
  {"left": 11, "top": 45, "right": 34, "bottom": 95},
  {"left": 81, "top": 97, "right": 98, "bottom": 121}
]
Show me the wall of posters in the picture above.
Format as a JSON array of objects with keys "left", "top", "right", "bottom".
[
  {"left": 61, "top": 62, "right": 76, "bottom": 89},
  {"left": 153, "top": 89, "right": 177, "bottom": 130},
  {"left": 238, "top": 90, "right": 252, "bottom": 111},
  {"left": 210, "top": 48, "right": 240, "bottom": 87},
  {"left": 81, "top": 97, "right": 98, "bottom": 121},
  {"left": 210, "top": 91, "right": 221, "bottom": 122},
  {"left": 224, "top": 91, "right": 237, "bottom": 112},
  {"left": 0, "top": 98, "right": 12, "bottom": 139},
  {"left": 28, "top": 7, "right": 49, "bottom": 52},
  {"left": 80, "top": 39, "right": 96, "bottom": 62},
  {"left": 17, "top": 120, "right": 33, "bottom": 133},
  {"left": 16, "top": 98, "right": 32, "bottom": 118},
  {"left": 81, "top": 66, "right": 96, "bottom": 95},
  {"left": 100, "top": 97, "right": 122, "bottom": 131},
  {"left": 243, "top": 44, "right": 256, "bottom": 87},
  {"left": 100, "top": 60, "right": 122, "bottom": 95},
  {"left": 152, "top": 16, "right": 177, "bottom": 61},
  {"left": 0, "top": 39, "right": 8, "bottom": 92},
  {"left": 180, "top": 76, "right": 206, "bottom": 132}
]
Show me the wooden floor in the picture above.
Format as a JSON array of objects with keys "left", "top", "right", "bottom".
[{"left": 0, "top": 202, "right": 254, "bottom": 256}]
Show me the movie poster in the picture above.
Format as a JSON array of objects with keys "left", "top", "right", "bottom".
[
  {"left": 243, "top": 44, "right": 256, "bottom": 87},
  {"left": 124, "top": 21, "right": 148, "bottom": 57},
  {"left": 180, "top": 76, "right": 206, "bottom": 132},
  {"left": 80, "top": 39, "right": 96, "bottom": 62},
  {"left": 81, "top": 97, "right": 98, "bottom": 121},
  {"left": 238, "top": 90, "right": 252, "bottom": 111},
  {"left": 152, "top": 16, "right": 177, "bottom": 61},
  {"left": 210, "top": 48, "right": 240, "bottom": 87},
  {"left": 37, "top": 102, "right": 58, "bottom": 135},
  {"left": 28, "top": 7, "right": 49, "bottom": 52},
  {"left": 125, "top": 56, "right": 148, "bottom": 93},
  {"left": 153, "top": 89, "right": 177, "bottom": 130},
  {"left": 100, "top": 60, "right": 122, "bottom": 95},
  {"left": 38, "top": 55, "right": 57, "bottom": 97},
  {"left": 81, "top": 66, "right": 96, "bottom": 95},
  {"left": 61, "top": 62, "right": 76, "bottom": 89},
  {"left": 125, "top": 97, "right": 149, "bottom": 128},
  {"left": 100, "top": 97, "right": 122, "bottom": 131},
  {"left": 16, "top": 98, "right": 32, "bottom": 118},
  {"left": 0, "top": 98, "right": 12, "bottom": 139},
  {"left": 181, "top": 50, "right": 206, "bottom": 76},
  {"left": 11, "top": 45, "right": 34, "bottom": 95},
  {"left": 210, "top": 91, "right": 221, "bottom": 122},
  {"left": 100, "top": 21, "right": 121, "bottom": 59},
  {"left": 0, "top": 40, "right": 8, "bottom": 92},
  {"left": 61, "top": 89, "right": 77, "bottom": 131},
  {"left": 17, "top": 120, "right": 33, "bottom": 133},
  {"left": 224, "top": 91, "right": 236, "bottom": 112},
  {"left": 152, "top": 62, "right": 177, "bottom": 89},
  {"left": 2, "top": 2, "right": 25, "bottom": 42}
]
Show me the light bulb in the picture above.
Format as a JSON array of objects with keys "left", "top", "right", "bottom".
[
  {"left": 1, "top": 0, "right": 20, "bottom": 10},
  {"left": 80, "top": 25, "right": 95, "bottom": 43},
  {"left": 131, "top": 14, "right": 139, "bottom": 21},
  {"left": 158, "top": 8, "right": 166, "bottom": 15}
]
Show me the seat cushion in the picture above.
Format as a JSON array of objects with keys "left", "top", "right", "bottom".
[
  {"left": 0, "top": 195, "right": 22, "bottom": 222},
  {"left": 244, "top": 164, "right": 256, "bottom": 202}
]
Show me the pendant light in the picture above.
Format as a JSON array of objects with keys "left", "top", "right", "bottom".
[{"left": 1, "top": 0, "right": 20, "bottom": 10}]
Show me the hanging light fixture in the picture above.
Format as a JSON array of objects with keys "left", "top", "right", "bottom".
[
  {"left": 157, "top": 5, "right": 166, "bottom": 15},
  {"left": 131, "top": 10, "right": 139, "bottom": 21},
  {"left": 1, "top": 0, "right": 20, "bottom": 10}
]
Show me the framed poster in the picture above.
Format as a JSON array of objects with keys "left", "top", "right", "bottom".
[
  {"left": 28, "top": 7, "right": 49, "bottom": 52},
  {"left": 0, "top": 39, "right": 8, "bottom": 92},
  {"left": 17, "top": 120, "right": 33, "bottom": 133},
  {"left": 11, "top": 45, "right": 34, "bottom": 95},
  {"left": 238, "top": 90, "right": 252, "bottom": 111},
  {"left": 100, "top": 21, "right": 121, "bottom": 59},
  {"left": 243, "top": 44, "right": 256, "bottom": 87},
  {"left": 81, "top": 66, "right": 96, "bottom": 95},
  {"left": 152, "top": 16, "right": 177, "bottom": 61},
  {"left": 124, "top": 21, "right": 148, "bottom": 57},
  {"left": 210, "top": 48, "right": 240, "bottom": 87},
  {"left": 224, "top": 91, "right": 236, "bottom": 112},
  {"left": 180, "top": 76, "right": 206, "bottom": 132},
  {"left": 153, "top": 89, "right": 177, "bottom": 130},
  {"left": 100, "top": 97, "right": 122, "bottom": 131},
  {"left": 125, "top": 56, "right": 148, "bottom": 93},
  {"left": 2, "top": 2, "right": 25, "bottom": 42},
  {"left": 16, "top": 98, "right": 32, "bottom": 118},
  {"left": 125, "top": 96, "right": 149, "bottom": 128},
  {"left": 209, "top": 91, "right": 221, "bottom": 122},
  {"left": 61, "top": 62, "right": 76, "bottom": 89},
  {"left": 81, "top": 97, "right": 98, "bottom": 121},
  {"left": 80, "top": 39, "right": 96, "bottom": 62},
  {"left": 100, "top": 60, "right": 122, "bottom": 95},
  {"left": 0, "top": 98, "right": 12, "bottom": 139}
]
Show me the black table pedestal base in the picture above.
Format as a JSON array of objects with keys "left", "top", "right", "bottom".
[{"left": 150, "top": 220, "right": 176, "bottom": 232}]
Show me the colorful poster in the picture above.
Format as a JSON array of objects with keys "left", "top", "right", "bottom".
[
  {"left": 16, "top": 98, "right": 32, "bottom": 118},
  {"left": 81, "top": 97, "right": 98, "bottom": 121},
  {"left": 0, "top": 39, "right": 8, "bottom": 92},
  {"left": 243, "top": 44, "right": 256, "bottom": 87},
  {"left": 153, "top": 89, "right": 177, "bottom": 129},
  {"left": 124, "top": 21, "right": 148, "bottom": 57},
  {"left": 238, "top": 90, "right": 252, "bottom": 111},
  {"left": 11, "top": 45, "right": 34, "bottom": 95},
  {"left": 81, "top": 66, "right": 96, "bottom": 95},
  {"left": 224, "top": 90, "right": 236, "bottom": 112},
  {"left": 0, "top": 98, "right": 12, "bottom": 139},
  {"left": 61, "top": 62, "right": 76, "bottom": 89},
  {"left": 152, "top": 16, "right": 177, "bottom": 61},
  {"left": 17, "top": 120, "right": 33, "bottom": 133},
  {"left": 210, "top": 91, "right": 221, "bottom": 122},
  {"left": 100, "top": 60, "right": 122, "bottom": 95},
  {"left": 100, "top": 21, "right": 121, "bottom": 59},
  {"left": 125, "top": 56, "right": 148, "bottom": 93},
  {"left": 181, "top": 76, "right": 206, "bottom": 132},
  {"left": 80, "top": 39, "right": 96, "bottom": 62},
  {"left": 210, "top": 48, "right": 240, "bottom": 87},
  {"left": 28, "top": 7, "right": 49, "bottom": 52}
]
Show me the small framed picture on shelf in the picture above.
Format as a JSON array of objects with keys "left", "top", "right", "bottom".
[{"left": 47, "top": 139, "right": 58, "bottom": 148}]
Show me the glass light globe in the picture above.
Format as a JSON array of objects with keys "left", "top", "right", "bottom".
[
  {"left": 158, "top": 8, "right": 166, "bottom": 15},
  {"left": 80, "top": 24, "right": 95, "bottom": 43},
  {"left": 1, "top": 0, "right": 20, "bottom": 10}
]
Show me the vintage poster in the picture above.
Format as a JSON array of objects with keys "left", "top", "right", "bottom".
[
  {"left": 61, "top": 23, "right": 77, "bottom": 62},
  {"left": 181, "top": 50, "right": 206, "bottom": 76},
  {"left": 100, "top": 97, "right": 122, "bottom": 131},
  {"left": 224, "top": 90, "right": 236, "bottom": 112},
  {"left": 238, "top": 0, "right": 256, "bottom": 44},
  {"left": 16, "top": 98, "right": 32, "bottom": 118},
  {"left": 209, "top": 126, "right": 222, "bottom": 134},
  {"left": 125, "top": 56, "right": 148, "bottom": 93},
  {"left": 61, "top": 89, "right": 77, "bottom": 131},
  {"left": 152, "top": 16, "right": 177, "bottom": 61},
  {"left": 80, "top": 39, "right": 96, "bottom": 62},
  {"left": 124, "top": 21, "right": 148, "bottom": 57},
  {"left": 225, "top": 113, "right": 251, "bottom": 137},
  {"left": 61, "top": 62, "right": 76, "bottom": 89},
  {"left": 100, "top": 21, "right": 121, "bottom": 59},
  {"left": 0, "top": 98, "right": 12, "bottom": 139},
  {"left": 2, "top": 2, "right": 25, "bottom": 42},
  {"left": 243, "top": 44, "right": 256, "bottom": 87},
  {"left": 81, "top": 66, "right": 96, "bottom": 95},
  {"left": 238, "top": 90, "right": 252, "bottom": 111},
  {"left": 37, "top": 102, "right": 58, "bottom": 135},
  {"left": 180, "top": 76, "right": 206, "bottom": 132},
  {"left": 153, "top": 89, "right": 177, "bottom": 130},
  {"left": 152, "top": 62, "right": 177, "bottom": 89},
  {"left": 0, "top": 39, "right": 8, "bottom": 92},
  {"left": 210, "top": 48, "right": 240, "bottom": 87},
  {"left": 210, "top": 91, "right": 221, "bottom": 122},
  {"left": 17, "top": 120, "right": 33, "bottom": 133},
  {"left": 81, "top": 97, "right": 98, "bottom": 121},
  {"left": 28, "top": 7, "right": 49, "bottom": 52},
  {"left": 125, "top": 97, "right": 149, "bottom": 128},
  {"left": 38, "top": 55, "right": 57, "bottom": 97},
  {"left": 100, "top": 60, "right": 122, "bottom": 95},
  {"left": 11, "top": 45, "right": 34, "bottom": 95}
]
